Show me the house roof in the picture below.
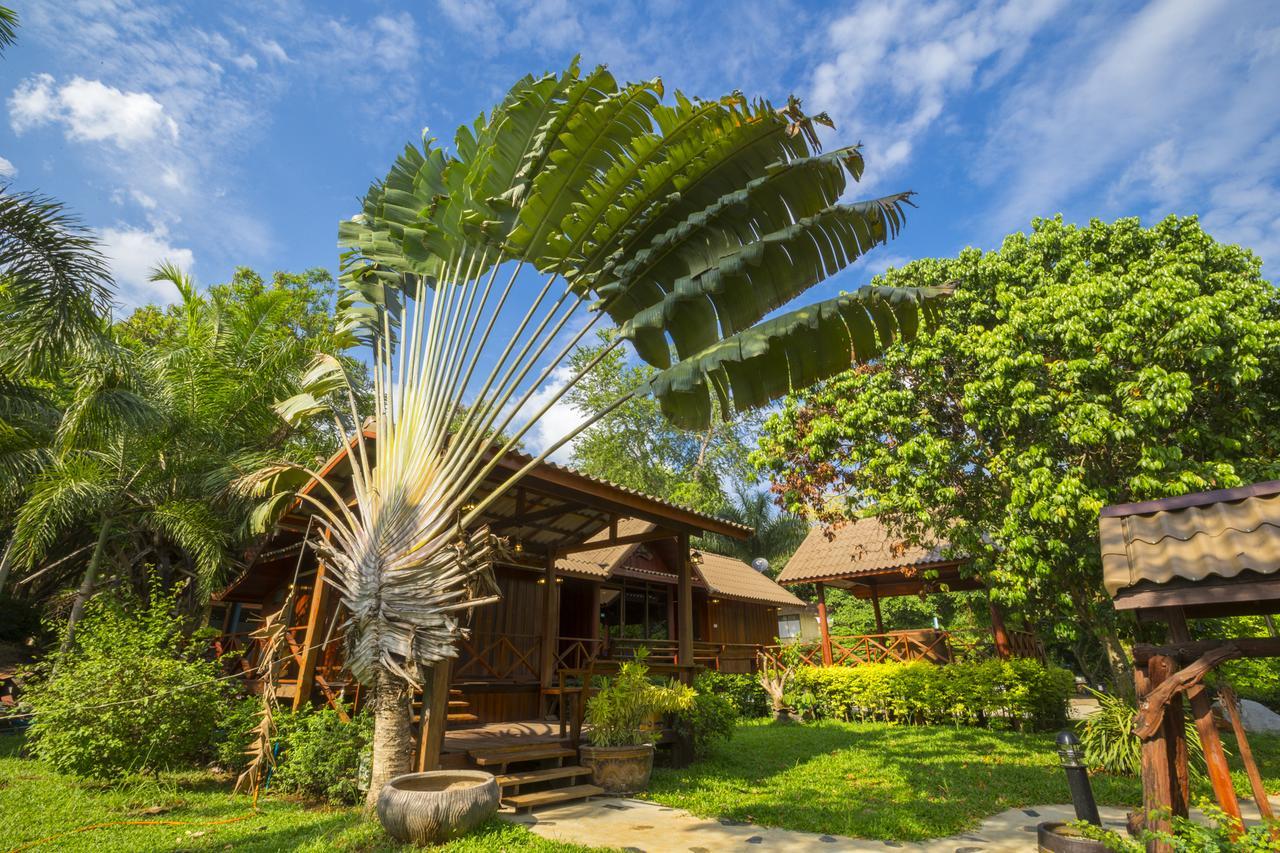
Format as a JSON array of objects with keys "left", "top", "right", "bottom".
[
  {"left": 556, "top": 519, "right": 656, "bottom": 579},
  {"left": 694, "top": 551, "right": 805, "bottom": 607},
  {"left": 778, "top": 516, "right": 950, "bottom": 583},
  {"left": 1099, "top": 480, "right": 1280, "bottom": 599},
  {"left": 775, "top": 515, "right": 979, "bottom": 599}
]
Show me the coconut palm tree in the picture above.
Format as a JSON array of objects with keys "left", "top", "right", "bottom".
[
  {"left": 700, "top": 485, "right": 810, "bottom": 576},
  {"left": 260, "top": 61, "right": 952, "bottom": 806}
]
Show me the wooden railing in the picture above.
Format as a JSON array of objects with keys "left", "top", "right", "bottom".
[
  {"left": 761, "top": 628, "right": 1046, "bottom": 670},
  {"left": 453, "top": 632, "right": 541, "bottom": 682}
]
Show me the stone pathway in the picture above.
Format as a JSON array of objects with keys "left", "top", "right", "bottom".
[{"left": 505, "top": 796, "right": 1279, "bottom": 852}]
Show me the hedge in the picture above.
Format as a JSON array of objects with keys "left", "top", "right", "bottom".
[
  {"left": 692, "top": 670, "right": 770, "bottom": 718},
  {"left": 786, "top": 658, "right": 1073, "bottom": 730}
]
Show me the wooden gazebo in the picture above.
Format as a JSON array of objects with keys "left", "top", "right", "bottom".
[
  {"left": 1100, "top": 481, "right": 1280, "bottom": 848},
  {"left": 776, "top": 516, "right": 1039, "bottom": 667}
]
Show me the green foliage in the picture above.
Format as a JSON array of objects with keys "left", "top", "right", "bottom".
[
  {"left": 698, "top": 485, "right": 809, "bottom": 574},
  {"left": 1076, "top": 689, "right": 1206, "bottom": 777},
  {"left": 757, "top": 216, "right": 1280, "bottom": 674},
  {"left": 566, "top": 332, "right": 757, "bottom": 514},
  {"left": 270, "top": 706, "right": 372, "bottom": 805},
  {"left": 786, "top": 659, "right": 1073, "bottom": 730},
  {"left": 22, "top": 589, "right": 231, "bottom": 779},
  {"left": 674, "top": 683, "right": 738, "bottom": 757},
  {"left": 692, "top": 670, "right": 771, "bottom": 718},
  {"left": 585, "top": 654, "right": 694, "bottom": 747},
  {"left": 1071, "top": 802, "right": 1280, "bottom": 852},
  {"left": 213, "top": 695, "right": 265, "bottom": 773}
]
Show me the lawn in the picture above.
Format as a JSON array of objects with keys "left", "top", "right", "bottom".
[
  {"left": 644, "top": 718, "right": 1280, "bottom": 843},
  {"left": 0, "top": 736, "right": 601, "bottom": 853}
]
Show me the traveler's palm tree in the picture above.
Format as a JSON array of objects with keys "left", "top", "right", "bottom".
[{"left": 258, "top": 61, "right": 951, "bottom": 804}]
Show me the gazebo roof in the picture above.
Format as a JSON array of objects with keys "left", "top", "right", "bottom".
[
  {"left": 776, "top": 515, "right": 980, "bottom": 599},
  {"left": 1100, "top": 480, "right": 1280, "bottom": 616}
]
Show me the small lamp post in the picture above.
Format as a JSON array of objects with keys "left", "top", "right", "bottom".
[{"left": 1056, "top": 730, "right": 1100, "bottom": 826}]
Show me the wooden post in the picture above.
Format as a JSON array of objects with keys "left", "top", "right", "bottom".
[
  {"left": 677, "top": 532, "right": 693, "bottom": 680},
  {"left": 815, "top": 582, "right": 834, "bottom": 666},
  {"left": 1165, "top": 608, "right": 1242, "bottom": 833},
  {"left": 415, "top": 661, "right": 452, "bottom": 772},
  {"left": 988, "top": 597, "right": 1012, "bottom": 659},
  {"left": 293, "top": 559, "right": 331, "bottom": 711},
  {"left": 870, "top": 582, "right": 884, "bottom": 634},
  {"left": 539, "top": 550, "right": 560, "bottom": 714},
  {"left": 1138, "top": 656, "right": 1175, "bottom": 852},
  {"left": 1218, "top": 685, "right": 1276, "bottom": 829}
]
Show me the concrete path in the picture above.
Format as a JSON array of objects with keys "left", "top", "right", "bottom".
[{"left": 505, "top": 796, "right": 1279, "bottom": 852}]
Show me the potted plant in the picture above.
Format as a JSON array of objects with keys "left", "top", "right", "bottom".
[{"left": 580, "top": 652, "right": 694, "bottom": 794}]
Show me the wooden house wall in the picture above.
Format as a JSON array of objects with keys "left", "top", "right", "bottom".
[{"left": 704, "top": 597, "right": 779, "bottom": 673}]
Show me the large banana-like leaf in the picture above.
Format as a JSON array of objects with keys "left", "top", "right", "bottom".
[{"left": 645, "top": 283, "right": 954, "bottom": 429}]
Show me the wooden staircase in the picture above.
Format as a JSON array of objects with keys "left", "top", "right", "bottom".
[
  {"left": 412, "top": 688, "right": 480, "bottom": 728},
  {"left": 468, "top": 742, "right": 603, "bottom": 812}
]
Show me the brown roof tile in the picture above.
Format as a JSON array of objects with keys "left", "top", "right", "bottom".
[
  {"left": 694, "top": 551, "right": 805, "bottom": 607},
  {"left": 1099, "top": 484, "right": 1280, "bottom": 596},
  {"left": 776, "top": 516, "right": 952, "bottom": 585},
  {"left": 555, "top": 519, "right": 656, "bottom": 578}
]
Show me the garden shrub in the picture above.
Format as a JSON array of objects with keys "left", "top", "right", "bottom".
[
  {"left": 785, "top": 658, "right": 1073, "bottom": 730},
  {"left": 23, "top": 590, "right": 232, "bottom": 779},
  {"left": 1076, "top": 689, "right": 1206, "bottom": 777},
  {"left": 692, "top": 670, "right": 769, "bottom": 717},
  {"left": 674, "top": 684, "right": 737, "bottom": 757},
  {"left": 271, "top": 705, "right": 371, "bottom": 805}
]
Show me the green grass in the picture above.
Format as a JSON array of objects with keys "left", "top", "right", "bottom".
[
  {"left": 0, "top": 735, "right": 601, "bottom": 853},
  {"left": 643, "top": 719, "right": 1280, "bottom": 843}
]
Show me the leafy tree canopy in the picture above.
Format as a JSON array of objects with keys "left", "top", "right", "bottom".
[{"left": 756, "top": 215, "right": 1280, "bottom": 672}]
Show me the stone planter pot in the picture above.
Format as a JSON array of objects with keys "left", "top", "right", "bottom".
[
  {"left": 1036, "top": 821, "right": 1111, "bottom": 852},
  {"left": 579, "top": 743, "right": 655, "bottom": 795},
  {"left": 376, "top": 770, "right": 499, "bottom": 846}
]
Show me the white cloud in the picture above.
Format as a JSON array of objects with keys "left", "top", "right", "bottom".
[
  {"left": 97, "top": 223, "right": 196, "bottom": 309},
  {"left": 0, "top": 155, "right": 14, "bottom": 178},
  {"left": 9, "top": 74, "right": 179, "bottom": 148},
  {"left": 515, "top": 365, "right": 584, "bottom": 464},
  {"left": 807, "top": 0, "right": 1066, "bottom": 183},
  {"left": 437, "top": 0, "right": 502, "bottom": 55},
  {"left": 976, "top": 0, "right": 1280, "bottom": 263}
]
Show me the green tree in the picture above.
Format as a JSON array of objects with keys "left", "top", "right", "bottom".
[
  {"left": 267, "top": 62, "right": 948, "bottom": 807},
  {"left": 566, "top": 333, "right": 755, "bottom": 513},
  {"left": 756, "top": 216, "right": 1280, "bottom": 684},
  {"left": 699, "top": 484, "right": 808, "bottom": 575}
]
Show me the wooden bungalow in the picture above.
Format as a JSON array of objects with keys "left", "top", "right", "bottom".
[
  {"left": 1101, "top": 481, "right": 1280, "bottom": 848},
  {"left": 775, "top": 516, "right": 1042, "bottom": 667},
  {"left": 212, "top": 437, "right": 801, "bottom": 803}
]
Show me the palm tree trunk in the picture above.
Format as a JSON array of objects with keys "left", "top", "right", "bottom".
[
  {"left": 364, "top": 667, "right": 415, "bottom": 813},
  {"left": 0, "top": 539, "right": 13, "bottom": 595},
  {"left": 60, "top": 516, "right": 112, "bottom": 655}
]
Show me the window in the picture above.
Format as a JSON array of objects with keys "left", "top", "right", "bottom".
[
  {"left": 778, "top": 614, "right": 801, "bottom": 641},
  {"left": 600, "top": 579, "right": 671, "bottom": 640}
]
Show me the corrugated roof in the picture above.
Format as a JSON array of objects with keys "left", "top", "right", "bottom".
[
  {"left": 1099, "top": 482, "right": 1280, "bottom": 597},
  {"left": 695, "top": 551, "right": 805, "bottom": 607},
  {"left": 556, "top": 519, "right": 656, "bottom": 578},
  {"left": 776, "top": 516, "right": 951, "bottom": 584}
]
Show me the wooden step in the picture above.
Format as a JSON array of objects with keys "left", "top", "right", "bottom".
[
  {"left": 471, "top": 746, "right": 576, "bottom": 767},
  {"left": 447, "top": 713, "right": 480, "bottom": 724},
  {"left": 503, "top": 783, "right": 605, "bottom": 812},
  {"left": 469, "top": 740, "right": 573, "bottom": 757},
  {"left": 448, "top": 700, "right": 469, "bottom": 710},
  {"left": 494, "top": 765, "right": 591, "bottom": 789}
]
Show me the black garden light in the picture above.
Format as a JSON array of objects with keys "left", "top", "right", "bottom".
[{"left": 1056, "top": 730, "right": 1101, "bottom": 826}]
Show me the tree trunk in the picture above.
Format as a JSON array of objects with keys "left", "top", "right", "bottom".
[
  {"left": 0, "top": 539, "right": 13, "bottom": 595},
  {"left": 365, "top": 668, "right": 415, "bottom": 813},
  {"left": 60, "top": 517, "right": 112, "bottom": 656},
  {"left": 1099, "top": 622, "right": 1134, "bottom": 698}
]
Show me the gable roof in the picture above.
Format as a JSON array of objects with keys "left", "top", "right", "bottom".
[
  {"left": 1100, "top": 480, "right": 1280, "bottom": 598},
  {"left": 694, "top": 551, "right": 805, "bottom": 607},
  {"left": 556, "top": 518, "right": 656, "bottom": 578},
  {"left": 776, "top": 515, "right": 953, "bottom": 585}
]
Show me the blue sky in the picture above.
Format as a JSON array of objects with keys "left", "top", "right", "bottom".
[{"left": 3, "top": 0, "right": 1277, "bottom": 314}]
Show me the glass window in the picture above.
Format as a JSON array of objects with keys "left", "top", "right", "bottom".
[
  {"left": 647, "top": 585, "right": 669, "bottom": 640},
  {"left": 778, "top": 614, "right": 801, "bottom": 640}
]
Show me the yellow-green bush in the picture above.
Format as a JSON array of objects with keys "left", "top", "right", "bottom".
[{"left": 786, "top": 658, "right": 1073, "bottom": 730}]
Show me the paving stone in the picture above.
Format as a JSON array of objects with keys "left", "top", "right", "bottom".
[
  {"left": 1021, "top": 809, "right": 1040, "bottom": 817},
  {"left": 745, "top": 837, "right": 763, "bottom": 844},
  {"left": 819, "top": 836, "right": 838, "bottom": 843}
]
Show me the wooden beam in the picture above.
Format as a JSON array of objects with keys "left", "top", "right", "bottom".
[
  {"left": 1114, "top": 575, "right": 1280, "bottom": 613},
  {"left": 1138, "top": 655, "right": 1175, "bottom": 851},
  {"left": 490, "top": 500, "right": 586, "bottom": 532},
  {"left": 557, "top": 528, "right": 679, "bottom": 556},
  {"left": 678, "top": 533, "right": 693, "bottom": 677},
  {"left": 415, "top": 661, "right": 451, "bottom": 772},
  {"left": 870, "top": 582, "right": 884, "bottom": 635},
  {"left": 1132, "top": 637, "right": 1280, "bottom": 666},
  {"left": 816, "top": 582, "right": 834, "bottom": 667},
  {"left": 538, "top": 550, "right": 560, "bottom": 707},
  {"left": 989, "top": 597, "right": 1012, "bottom": 660},
  {"left": 293, "top": 555, "right": 331, "bottom": 711},
  {"left": 1218, "top": 684, "right": 1276, "bottom": 830}
]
